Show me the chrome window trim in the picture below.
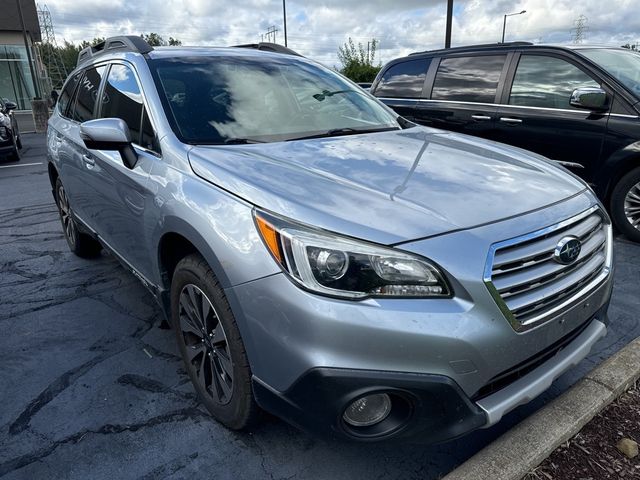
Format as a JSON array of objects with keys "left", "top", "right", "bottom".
[
  {"left": 376, "top": 97, "right": 637, "bottom": 117},
  {"left": 483, "top": 205, "right": 613, "bottom": 333}
]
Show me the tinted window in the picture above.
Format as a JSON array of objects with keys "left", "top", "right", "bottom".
[
  {"left": 373, "top": 59, "right": 429, "bottom": 98},
  {"left": 431, "top": 55, "right": 506, "bottom": 103},
  {"left": 100, "top": 64, "right": 148, "bottom": 146},
  {"left": 71, "top": 66, "right": 106, "bottom": 123},
  {"left": 509, "top": 55, "right": 600, "bottom": 109},
  {"left": 58, "top": 72, "right": 82, "bottom": 117}
]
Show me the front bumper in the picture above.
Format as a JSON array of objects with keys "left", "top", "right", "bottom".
[{"left": 251, "top": 310, "right": 607, "bottom": 443}]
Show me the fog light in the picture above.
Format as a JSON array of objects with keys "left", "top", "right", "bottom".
[{"left": 343, "top": 393, "right": 392, "bottom": 427}]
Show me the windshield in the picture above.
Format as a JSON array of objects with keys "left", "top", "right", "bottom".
[
  {"left": 580, "top": 48, "right": 640, "bottom": 96},
  {"left": 150, "top": 55, "right": 401, "bottom": 144}
]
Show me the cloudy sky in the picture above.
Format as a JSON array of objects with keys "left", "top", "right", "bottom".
[{"left": 45, "top": 0, "right": 640, "bottom": 66}]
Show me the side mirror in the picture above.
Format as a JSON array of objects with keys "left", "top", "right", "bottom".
[
  {"left": 79, "top": 118, "right": 138, "bottom": 169},
  {"left": 570, "top": 87, "right": 608, "bottom": 112},
  {"left": 3, "top": 101, "right": 17, "bottom": 111}
]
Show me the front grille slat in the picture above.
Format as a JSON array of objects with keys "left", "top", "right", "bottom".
[
  {"left": 486, "top": 208, "right": 610, "bottom": 330},
  {"left": 493, "top": 229, "right": 606, "bottom": 295},
  {"left": 492, "top": 214, "right": 601, "bottom": 272},
  {"left": 506, "top": 251, "right": 605, "bottom": 312}
]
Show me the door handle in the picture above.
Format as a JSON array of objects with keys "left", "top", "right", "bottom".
[
  {"left": 82, "top": 154, "right": 95, "bottom": 167},
  {"left": 499, "top": 117, "right": 523, "bottom": 124},
  {"left": 471, "top": 115, "right": 492, "bottom": 121}
]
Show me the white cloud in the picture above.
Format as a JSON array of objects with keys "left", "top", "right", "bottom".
[{"left": 46, "top": 0, "right": 640, "bottom": 68}]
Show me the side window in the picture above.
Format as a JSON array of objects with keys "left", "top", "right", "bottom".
[
  {"left": 431, "top": 55, "right": 507, "bottom": 103},
  {"left": 70, "top": 66, "right": 106, "bottom": 123},
  {"left": 100, "top": 64, "right": 156, "bottom": 150},
  {"left": 509, "top": 55, "right": 600, "bottom": 110},
  {"left": 373, "top": 59, "right": 430, "bottom": 98},
  {"left": 57, "top": 72, "right": 82, "bottom": 117}
]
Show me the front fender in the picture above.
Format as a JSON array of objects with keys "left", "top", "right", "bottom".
[{"left": 149, "top": 169, "right": 280, "bottom": 290}]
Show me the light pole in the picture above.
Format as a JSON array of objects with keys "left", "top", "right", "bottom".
[
  {"left": 282, "top": 0, "right": 288, "bottom": 47},
  {"left": 445, "top": 0, "right": 453, "bottom": 48},
  {"left": 501, "top": 10, "right": 526, "bottom": 43}
]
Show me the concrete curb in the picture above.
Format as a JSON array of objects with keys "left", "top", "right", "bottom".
[{"left": 443, "top": 335, "right": 640, "bottom": 480}]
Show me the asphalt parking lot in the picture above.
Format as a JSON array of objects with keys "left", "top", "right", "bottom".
[{"left": 1, "top": 134, "right": 639, "bottom": 480}]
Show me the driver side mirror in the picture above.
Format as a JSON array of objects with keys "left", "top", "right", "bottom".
[
  {"left": 570, "top": 87, "right": 609, "bottom": 112},
  {"left": 3, "top": 101, "right": 17, "bottom": 111},
  {"left": 79, "top": 118, "right": 138, "bottom": 169}
]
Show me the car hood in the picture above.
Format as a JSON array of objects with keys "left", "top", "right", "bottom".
[{"left": 188, "top": 127, "right": 586, "bottom": 245}]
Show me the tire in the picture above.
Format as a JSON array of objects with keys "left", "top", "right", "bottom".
[
  {"left": 8, "top": 144, "right": 19, "bottom": 162},
  {"left": 16, "top": 136, "right": 22, "bottom": 150},
  {"left": 54, "top": 178, "right": 102, "bottom": 258},
  {"left": 171, "top": 254, "right": 258, "bottom": 430},
  {"left": 610, "top": 167, "right": 640, "bottom": 243}
]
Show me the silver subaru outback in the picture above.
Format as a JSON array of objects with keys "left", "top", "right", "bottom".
[{"left": 47, "top": 36, "right": 613, "bottom": 442}]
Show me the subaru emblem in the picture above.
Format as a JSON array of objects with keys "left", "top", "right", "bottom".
[{"left": 554, "top": 236, "right": 582, "bottom": 265}]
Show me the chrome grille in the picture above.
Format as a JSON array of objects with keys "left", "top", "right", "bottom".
[{"left": 485, "top": 206, "right": 612, "bottom": 331}]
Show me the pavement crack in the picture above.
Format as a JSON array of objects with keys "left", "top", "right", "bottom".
[
  {"left": 116, "top": 373, "right": 196, "bottom": 401},
  {"left": 0, "top": 408, "right": 209, "bottom": 477},
  {"left": 7, "top": 320, "right": 156, "bottom": 436},
  {"left": 7, "top": 355, "right": 112, "bottom": 436}
]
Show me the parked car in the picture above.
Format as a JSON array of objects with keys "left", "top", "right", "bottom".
[
  {"left": 47, "top": 36, "right": 613, "bottom": 443},
  {"left": 0, "top": 98, "right": 21, "bottom": 161},
  {"left": 371, "top": 42, "right": 640, "bottom": 242}
]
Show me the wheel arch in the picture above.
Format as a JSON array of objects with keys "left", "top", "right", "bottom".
[
  {"left": 597, "top": 142, "right": 640, "bottom": 203},
  {"left": 48, "top": 162, "right": 59, "bottom": 190}
]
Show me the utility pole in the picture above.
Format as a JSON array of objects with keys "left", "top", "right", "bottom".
[
  {"left": 261, "top": 26, "right": 278, "bottom": 44},
  {"left": 445, "top": 0, "right": 453, "bottom": 48},
  {"left": 16, "top": 0, "right": 41, "bottom": 98},
  {"left": 37, "top": 3, "right": 68, "bottom": 90},
  {"left": 571, "top": 15, "right": 588, "bottom": 44},
  {"left": 282, "top": 0, "right": 288, "bottom": 47}
]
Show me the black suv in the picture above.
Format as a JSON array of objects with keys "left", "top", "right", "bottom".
[
  {"left": 0, "top": 98, "right": 21, "bottom": 161},
  {"left": 371, "top": 42, "right": 640, "bottom": 242}
]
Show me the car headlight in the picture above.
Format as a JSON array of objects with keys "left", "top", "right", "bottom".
[{"left": 254, "top": 210, "right": 451, "bottom": 299}]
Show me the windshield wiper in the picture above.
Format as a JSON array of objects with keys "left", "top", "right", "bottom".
[
  {"left": 312, "top": 89, "right": 360, "bottom": 101},
  {"left": 285, "top": 126, "right": 400, "bottom": 141},
  {"left": 223, "top": 137, "right": 265, "bottom": 145}
]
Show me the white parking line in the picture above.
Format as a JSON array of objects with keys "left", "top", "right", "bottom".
[{"left": 0, "top": 162, "right": 43, "bottom": 169}]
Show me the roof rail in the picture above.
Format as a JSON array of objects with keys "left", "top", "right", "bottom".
[
  {"left": 409, "top": 41, "right": 533, "bottom": 56},
  {"left": 232, "top": 42, "right": 303, "bottom": 57},
  {"left": 76, "top": 35, "right": 154, "bottom": 67}
]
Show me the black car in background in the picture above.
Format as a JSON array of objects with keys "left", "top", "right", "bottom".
[
  {"left": 371, "top": 42, "right": 640, "bottom": 242},
  {"left": 0, "top": 98, "right": 21, "bottom": 162}
]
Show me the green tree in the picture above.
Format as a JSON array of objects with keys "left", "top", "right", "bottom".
[
  {"left": 337, "top": 37, "right": 381, "bottom": 83},
  {"left": 141, "top": 33, "right": 182, "bottom": 46}
]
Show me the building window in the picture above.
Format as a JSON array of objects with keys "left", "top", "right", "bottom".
[{"left": 0, "top": 45, "right": 37, "bottom": 109}]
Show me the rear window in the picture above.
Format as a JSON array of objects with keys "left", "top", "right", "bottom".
[
  {"left": 57, "top": 72, "right": 82, "bottom": 118},
  {"left": 70, "top": 66, "right": 106, "bottom": 123},
  {"left": 373, "top": 59, "right": 430, "bottom": 98},
  {"left": 431, "top": 55, "right": 507, "bottom": 103}
]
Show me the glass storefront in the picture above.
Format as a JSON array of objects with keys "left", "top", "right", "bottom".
[{"left": 0, "top": 44, "right": 37, "bottom": 110}]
